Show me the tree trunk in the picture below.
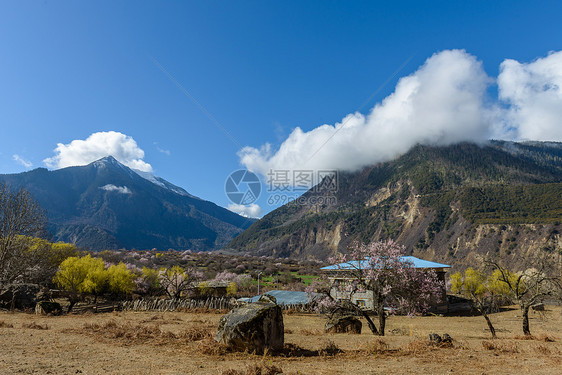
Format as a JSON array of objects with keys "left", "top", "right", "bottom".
[
  {"left": 483, "top": 313, "right": 497, "bottom": 339},
  {"left": 67, "top": 299, "right": 76, "bottom": 314},
  {"left": 522, "top": 305, "right": 531, "bottom": 336},
  {"left": 376, "top": 294, "right": 385, "bottom": 336},
  {"left": 67, "top": 292, "right": 79, "bottom": 314},
  {"left": 378, "top": 309, "right": 386, "bottom": 336},
  {"left": 359, "top": 309, "right": 379, "bottom": 335},
  {"left": 379, "top": 310, "right": 386, "bottom": 336}
]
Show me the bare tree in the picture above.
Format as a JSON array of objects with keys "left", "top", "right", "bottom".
[
  {"left": 0, "top": 183, "right": 46, "bottom": 282},
  {"left": 486, "top": 254, "right": 562, "bottom": 336},
  {"left": 159, "top": 265, "right": 204, "bottom": 299}
]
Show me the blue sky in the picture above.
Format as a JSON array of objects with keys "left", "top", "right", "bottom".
[{"left": 1, "top": 1, "right": 562, "bottom": 217}]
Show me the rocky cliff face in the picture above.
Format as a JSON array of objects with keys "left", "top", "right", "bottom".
[{"left": 227, "top": 141, "right": 562, "bottom": 270}]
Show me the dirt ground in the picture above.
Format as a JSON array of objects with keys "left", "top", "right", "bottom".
[{"left": 0, "top": 306, "right": 561, "bottom": 375}]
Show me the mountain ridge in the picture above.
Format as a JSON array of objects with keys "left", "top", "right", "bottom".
[
  {"left": 0, "top": 156, "right": 254, "bottom": 251},
  {"left": 226, "top": 141, "right": 562, "bottom": 269}
]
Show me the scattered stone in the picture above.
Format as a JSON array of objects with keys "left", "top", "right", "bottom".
[
  {"left": 442, "top": 333, "right": 453, "bottom": 344},
  {"left": 35, "top": 301, "right": 62, "bottom": 315},
  {"left": 325, "top": 315, "right": 362, "bottom": 334},
  {"left": 429, "top": 333, "right": 442, "bottom": 344},
  {"left": 215, "top": 294, "right": 284, "bottom": 354},
  {"left": 429, "top": 333, "right": 453, "bottom": 346}
]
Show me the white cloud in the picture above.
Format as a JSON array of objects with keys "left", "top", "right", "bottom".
[
  {"left": 100, "top": 184, "right": 132, "bottom": 194},
  {"left": 12, "top": 154, "right": 32, "bottom": 168},
  {"left": 44, "top": 131, "right": 153, "bottom": 172},
  {"left": 239, "top": 49, "right": 562, "bottom": 177},
  {"left": 498, "top": 51, "right": 562, "bottom": 141},
  {"left": 227, "top": 203, "right": 263, "bottom": 218},
  {"left": 239, "top": 50, "right": 497, "bottom": 176},
  {"left": 154, "top": 142, "right": 171, "bottom": 156}
]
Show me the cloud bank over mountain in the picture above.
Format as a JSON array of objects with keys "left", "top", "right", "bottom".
[
  {"left": 499, "top": 51, "right": 562, "bottom": 141},
  {"left": 239, "top": 50, "right": 562, "bottom": 176},
  {"left": 44, "top": 131, "right": 153, "bottom": 172},
  {"left": 227, "top": 203, "right": 263, "bottom": 218},
  {"left": 100, "top": 184, "right": 132, "bottom": 194}
]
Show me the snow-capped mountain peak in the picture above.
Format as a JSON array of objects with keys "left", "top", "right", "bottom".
[{"left": 132, "top": 169, "right": 199, "bottom": 199}]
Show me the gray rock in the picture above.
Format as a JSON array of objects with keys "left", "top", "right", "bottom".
[
  {"left": 215, "top": 296, "right": 284, "bottom": 354},
  {"left": 35, "top": 301, "right": 62, "bottom": 315},
  {"left": 258, "top": 294, "right": 277, "bottom": 304},
  {"left": 429, "top": 333, "right": 442, "bottom": 343},
  {"left": 0, "top": 283, "right": 40, "bottom": 309},
  {"left": 429, "top": 333, "right": 453, "bottom": 346},
  {"left": 325, "top": 315, "right": 362, "bottom": 334}
]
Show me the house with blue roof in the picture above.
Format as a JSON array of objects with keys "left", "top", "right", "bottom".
[{"left": 320, "top": 256, "right": 451, "bottom": 310}]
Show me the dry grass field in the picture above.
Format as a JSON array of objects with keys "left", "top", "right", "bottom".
[{"left": 0, "top": 306, "right": 561, "bottom": 375}]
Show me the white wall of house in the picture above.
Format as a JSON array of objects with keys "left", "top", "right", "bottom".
[
  {"left": 330, "top": 286, "right": 375, "bottom": 309},
  {"left": 325, "top": 267, "right": 449, "bottom": 311}
]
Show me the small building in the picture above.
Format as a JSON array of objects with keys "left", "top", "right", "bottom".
[
  {"left": 240, "top": 290, "right": 319, "bottom": 307},
  {"left": 195, "top": 280, "right": 230, "bottom": 297},
  {"left": 320, "top": 256, "right": 451, "bottom": 311}
]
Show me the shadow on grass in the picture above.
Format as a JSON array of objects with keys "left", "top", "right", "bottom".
[{"left": 442, "top": 306, "right": 517, "bottom": 317}]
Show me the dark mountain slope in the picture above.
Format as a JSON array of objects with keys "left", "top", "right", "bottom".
[{"left": 0, "top": 156, "right": 253, "bottom": 251}]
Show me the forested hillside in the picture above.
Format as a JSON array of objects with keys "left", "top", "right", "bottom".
[{"left": 227, "top": 141, "right": 562, "bottom": 269}]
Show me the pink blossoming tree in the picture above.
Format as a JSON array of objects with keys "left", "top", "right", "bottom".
[{"left": 319, "top": 240, "right": 444, "bottom": 336}]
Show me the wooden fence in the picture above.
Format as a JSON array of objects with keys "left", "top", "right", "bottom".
[
  {"left": 71, "top": 302, "right": 122, "bottom": 314},
  {"left": 121, "top": 297, "right": 316, "bottom": 313},
  {"left": 121, "top": 297, "right": 235, "bottom": 312}
]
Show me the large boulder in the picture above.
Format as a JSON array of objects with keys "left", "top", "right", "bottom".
[
  {"left": 325, "top": 315, "right": 362, "bottom": 334},
  {"left": 0, "top": 283, "right": 40, "bottom": 310},
  {"left": 215, "top": 295, "right": 284, "bottom": 354}
]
